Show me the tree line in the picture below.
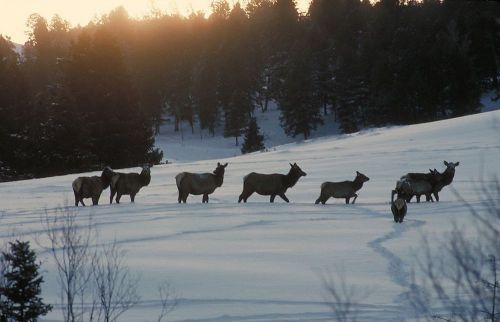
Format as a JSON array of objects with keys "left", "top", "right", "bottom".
[{"left": 0, "top": 0, "right": 498, "bottom": 181}]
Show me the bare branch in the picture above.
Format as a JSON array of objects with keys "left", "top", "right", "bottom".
[
  {"left": 156, "top": 281, "right": 178, "bottom": 322},
  {"left": 38, "top": 205, "right": 97, "bottom": 322},
  {"left": 93, "top": 239, "right": 140, "bottom": 322},
  {"left": 318, "top": 268, "right": 370, "bottom": 322}
]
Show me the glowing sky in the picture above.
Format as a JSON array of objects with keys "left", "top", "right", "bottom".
[{"left": 1, "top": 0, "right": 312, "bottom": 44}]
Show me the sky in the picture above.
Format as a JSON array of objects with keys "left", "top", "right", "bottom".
[{"left": 1, "top": 0, "right": 312, "bottom": 44}]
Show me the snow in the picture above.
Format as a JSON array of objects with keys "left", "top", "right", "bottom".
[
  {"left": 154, "top": 102, "right": 340, "bottom": 163},
  {"left": 480, "top": 90, "right": 500, "bottom": 112},
  {"left": 1, "top": 110, "right": 500, "bottom": 321}
]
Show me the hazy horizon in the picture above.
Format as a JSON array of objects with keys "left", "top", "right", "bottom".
[{"left": 1, "top": 0, "right": 312, "bottom": 44}]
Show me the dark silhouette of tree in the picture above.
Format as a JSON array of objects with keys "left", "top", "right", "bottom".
[
  {"left": 279, "top": 35, "right": 324, "bottom": 140},
  {"left": 241, "top": 117, "right": 265, "bottom": 154},
  {"left": 0, "top": 35, "right": 30, "bottom": 181},
  {"left": 66, "top": 28, "right": 159, "bottom": 168},
  {"left": 0, "top": 240, "right": 52, "bottom": 322}
]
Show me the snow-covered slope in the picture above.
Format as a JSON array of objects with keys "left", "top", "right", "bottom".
[
  {"left": 154, "top": 102, "right": 340, "bottom": 162},
  {"left": 155, "top": 93, "right": 499, "bottom": 164},
  {"left": 1, "top": 111, "right": 499, "bottom": 321}
]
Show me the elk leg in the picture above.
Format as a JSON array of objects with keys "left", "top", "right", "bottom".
[
  {"left": 110, "top": 189, "right": 116, "bottom": 204},
  {"left": 239, "top": 188, "right": 253, "bottom": 203},
  {"left": 182, "top": 192, "right": 188, "bottom": 203},
  {"left": 433, "top": 192, "right": 439, "bottom": 202},
  {"left": 178, "top": 189, "right": 182, "bottom": 203},
  {"left": 116, "top": 193, "right": 122, "bottom": 204},
  {"left": 270, "top": 195, "right": 276, "bottom": 203},
  {"left": 351, "top": 194, "right": 358, "bottom": 204},
  {"left": 315, "top": 192, "right": 328, "bottom": 205},
  {"left": 92, "top": 196, "right": 98, "bottom": 206},
  {"left": 244, "top": 191, "right": 254, "bottom": 203},
  {"left": 131, "top": 193, "right": 136, "bottom": 203},
  {"left": 74, "top": 192, "right": 79, "bottom": 207},
  {"left": 416, "top": 195, "right": 421, "bottom": 203},
  {"left": 80, "top": 199, "right": 86, "bottom": 207},
  {"left": 203, "top": 194, "right": 208, "bottom": 203},
  {"left": 279, "top": 193, "right": 289, "bottom": 203},
  {"left": 345, "top": 198, "right": 350, "bottom": 204}
]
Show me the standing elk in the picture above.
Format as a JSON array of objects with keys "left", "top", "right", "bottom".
[
  {"left": 398, "top": 160, "right": 459, "bottom": 202},
  {"left": 315, "top": 171, "right": 370, "bottom": 205},
  {"left": 428, "top": 161, "right": 459, "bottom": 201},
  {"left": 238, "top": 163, "right": 307, "bottom": 203},
  {"left": 109, "top": 165, "right": 151, "bottom": 204},
  {"left": 72, "top": 167, "right": 114, "bottom": 206},
  {"left": 175, "top": 162, "right": 228, "bottom": 203}
]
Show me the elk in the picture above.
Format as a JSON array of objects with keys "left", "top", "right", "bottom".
[
  {"left": 397, "top": 174, "right": 436, "bottom": 203},
  {"left": 400, "top": 160, "right": 459, "bottom": 202},
  {"left": 428, "top": 161, "right": 459, "bottom": 201},
  {"left": 238, "top": 163, "right": 307, "bottom": 203},
  {"left": 109, "top": 165, "right": 151, "bottom": 204},
  {"left": 72, "top": 167, "right": 114, "bottom": 206},
  {"left": 391, "top": 189, "right": 407, "bottom": 223},
  {"left": 315, "top": 171, "right": 370, "bottom": 205},
  {"left": 175, "top": 162, "right": 228, "bottom": 203}
]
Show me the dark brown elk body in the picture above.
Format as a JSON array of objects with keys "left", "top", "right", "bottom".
[
  {"left": 428, "top": 161, "right": 459, "bottom": 201},
  {"left": 72, "top": 167, "right": 114, "bottom": 206},
  {"left": 315, "top": 171, "right": 369, "bottom": 205},
  {"left": 238, "top": 163, "right": 307, "bottom": 203},
  {"left": 400, "top": 161, "right": 459, "bottom": 202},
  {"left": 391, "top": 189, "right": 407, "bottom": 223},
  {"left": 110, "top": 166, "right": 151, "bottom": 204},
  {"left": 176, "top": 162, "right": 228, "bottom": 203},
  {"left": 395, "top": 177, "right": 434, "bottom": 203}
]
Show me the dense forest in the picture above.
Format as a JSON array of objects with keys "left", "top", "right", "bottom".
[{"left": 0, "top": 0, "right": 498, "bottom": 181}]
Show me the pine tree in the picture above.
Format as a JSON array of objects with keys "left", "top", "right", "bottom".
[
  {"left": 0, "top": 35, "right": 30, "bottom": 180},
  {"left": 241, "top": 117, "right": 265, "bottom": 154},
  {"left": 66, "top": 28, "right": 160, "bottom": 168},
  {"left": 279, "top": 36, "right": 323, "bottom": 140},
  {"left": 0, "top": 240, "right": 52, "bottom": 322},
  {"left": 219, "top": 3, "right": 255, "bottom": 145}
]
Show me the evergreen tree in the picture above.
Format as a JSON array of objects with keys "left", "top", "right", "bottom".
[
  {"left": 241, "top": 117, "right": 265, "bottom": 154},
  {"left": 218, "top": 3, "right": 255, "bottom": 145},
  {"left": 193, "top": 53, "right": 219, "bottom": 135},
  {"left": 66, "top": 28, "right": 160, "bottom": 168},
  {"left": 279, "top": 36, "right": 323, "bottom": 140},
  {"left": 0, "top": 35, "right": 30, "bottom": 180},
  {"left": 0, "top": 240, "right": 52, "bottom": 322}
]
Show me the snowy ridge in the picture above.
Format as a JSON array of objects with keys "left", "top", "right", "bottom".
[{"left": 1, "top": 110, "right": 499, "bottom": 321}]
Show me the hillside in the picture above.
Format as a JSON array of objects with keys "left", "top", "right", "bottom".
[
  {"left": 1, "top": 110, "right": 499, "bottom": 321},
  {"left": 154, "top": 94, "right": 498, "bottom": 163}
]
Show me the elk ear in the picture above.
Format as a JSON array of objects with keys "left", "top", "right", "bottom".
[
  {"left": 444, "top": 161, "right": 449, "bottom": 166},
  {"left": 454, "top": 162, "right": 459, "bottom": 167},
  {"left": 356, "top": 171, "right": 360, "bottom": 175},
  {"left": 290, "top": 163, "right": 293, "bottom": 167},
  {"left": 217, "top": 162, "right": 221, "bottom": 166},
  {"left": 223, "top": 163, "right": 228, "bottom": 168}
]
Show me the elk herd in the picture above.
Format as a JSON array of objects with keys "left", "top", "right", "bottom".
[{"left": 72, "top": 161, "right": 460, "bottom": 223}]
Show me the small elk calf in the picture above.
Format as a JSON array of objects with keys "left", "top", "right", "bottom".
[
  {"left": 315, "top": 171, "right": 370, "bottom": 205},
  {"left": 391, "top": 189, "right": 407, "bottom": 223}
]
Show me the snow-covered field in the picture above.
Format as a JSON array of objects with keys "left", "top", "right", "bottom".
[{"left": 1, "top": 110, "right": 500, "bottom": 321}]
